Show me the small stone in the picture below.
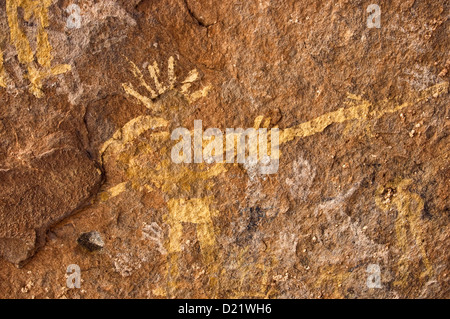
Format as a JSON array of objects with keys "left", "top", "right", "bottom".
[{"left": 77, "top": 231, "right": 104, "bottom": 252}]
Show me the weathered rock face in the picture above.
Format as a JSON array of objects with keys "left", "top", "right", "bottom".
[{"left": 0, "top": 0, "right": 448, "bottom": 298}]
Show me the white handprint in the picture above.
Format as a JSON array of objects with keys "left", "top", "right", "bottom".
[{"left": 142, "top": 222, "right": 167, "bottom": 255}]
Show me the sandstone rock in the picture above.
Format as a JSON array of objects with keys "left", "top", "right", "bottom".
[{"left": 0, "top": 0, "right": 448, "bottom": 299}]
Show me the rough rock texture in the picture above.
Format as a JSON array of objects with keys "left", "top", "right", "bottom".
[{"left": 0, "top": 0, "right": 449, "bottom": 298}]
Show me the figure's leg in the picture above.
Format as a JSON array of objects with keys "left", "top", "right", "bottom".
[
  {"left": 197, "top": 220, "right": 221, "bottom": 298},
  {"left": 406, "top": 197, "right": 433, "bottom": 279},
  {"left": 196, "top": 221, "right": 221, "bottom": 297},
  {"left": 393, "top": 206, "right": 410, "bottom": 287},
  {"left": 166, "top": 197, "right": 221, "bottom": 297},
  {"left": 0, "top": 48, "right": 6, "bottom": 88},
  {"left": 166, "top": 217, "right": 183, "bottom": 297}
]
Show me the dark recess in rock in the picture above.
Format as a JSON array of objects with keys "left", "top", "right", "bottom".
[{"left": 77, "top": 231, "right": 105, "bottom": 252}]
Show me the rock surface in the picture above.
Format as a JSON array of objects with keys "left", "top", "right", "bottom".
[{"left": 0, "top": 0, "right": 448, "bottom": 298}]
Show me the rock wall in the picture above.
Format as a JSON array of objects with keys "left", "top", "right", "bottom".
[{"left": 0, "top": 0, "right": 448, "bottom": 298}]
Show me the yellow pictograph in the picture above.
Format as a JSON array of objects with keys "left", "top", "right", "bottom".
[
  {"left": 0, "top": 48, "right": 6, "bottom": 88},
  {"left": 99, "top": 53, "right": 448, "bottom": 296},
  {"left": 227, "top": 246, "right": 278, "bottom": 299},
  {"left": 1, "top": 0, "right": 71, "bottom": 97},
  {"left": 100, "top": 56, "right": 224, "bottom": 296},
  {"left": 280, "top": 81, "right": 449, "bottom": 144},
  {"left": 375, "top": 178, "right": 434, "bottom": 287},
  {"left": 164, "top": 196, "right": 222, "bottom": 296}
]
